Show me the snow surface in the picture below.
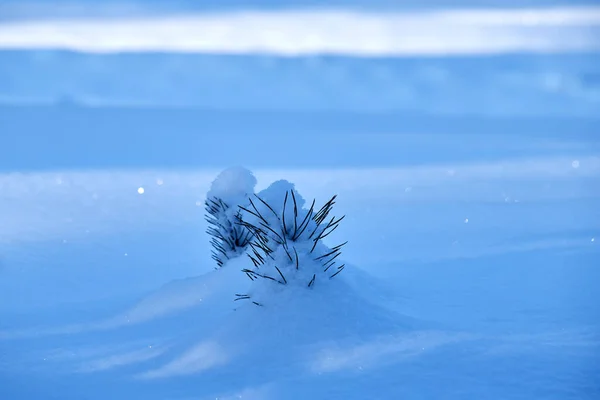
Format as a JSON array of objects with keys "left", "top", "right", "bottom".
[
  {"left": 1, "top": 158, "right": 598, "bottom": 399},
  {"left": 1, "top": 0, "right": 599, "bottom": 399}
]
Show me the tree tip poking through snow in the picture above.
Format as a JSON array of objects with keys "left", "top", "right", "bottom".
[
  {"left": 205, "top": 167, "right": 257, "bottom": 268},
  {"left": 205, "top": 168, "right": 348, "bottom": 305},
  {"left": 236, "top": 182, "right": 347, "bottom": 306}
]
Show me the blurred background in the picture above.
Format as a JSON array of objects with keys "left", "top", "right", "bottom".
[
  {"left": 0, "top": 0, "right": 598, "bottom": 313},
  {"left": 1, "top": 0, "right": 599, "bottom": 119}
]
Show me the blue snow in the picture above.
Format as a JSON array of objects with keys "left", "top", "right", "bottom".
[{"left": 0, "top": 1, "right": 599, "bottom": 399}]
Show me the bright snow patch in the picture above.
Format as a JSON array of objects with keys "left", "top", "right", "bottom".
[
  {"left": 206, "top": 166, "right": 257, "bottom": 205},
  {"left": 0, "top": 8, "right": 599, "bottom": 55}
]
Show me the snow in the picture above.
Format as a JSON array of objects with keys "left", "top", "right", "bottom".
[
  {"left": 1, "top": 158, "right": 597, "bottom": 399},
  {"left": 205, "top": 166, "right": 257, "bottom": 266},
  {"left": 1, "top": 0, "right": 600, "bottom": 399},
  {"left": 207, "top": 166, "right": 257, "bottom": 204},
  {"left": 0, "top": 7, "right": 599, "bottom": 55}
]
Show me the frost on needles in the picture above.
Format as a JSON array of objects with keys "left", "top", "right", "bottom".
[{"left": 205, "top": 168, "right": 347, "bottom": 305}]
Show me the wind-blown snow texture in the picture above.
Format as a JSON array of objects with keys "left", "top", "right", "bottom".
[{"left": 1, "top": 0, "right": 600, "bottom": 399}]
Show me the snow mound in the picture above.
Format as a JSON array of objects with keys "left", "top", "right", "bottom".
[{"left": 134, "top": 257, "right": 418, "bottom": 381}]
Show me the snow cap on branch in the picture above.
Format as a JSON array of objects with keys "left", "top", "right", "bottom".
[{"left": 207, "top": 166, "right": 257, "bottom": 206}]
